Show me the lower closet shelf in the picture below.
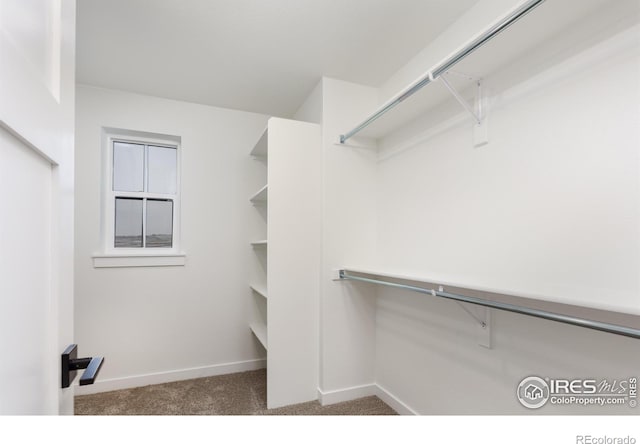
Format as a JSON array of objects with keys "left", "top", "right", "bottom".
[{"left": 250, "top": 322, "right": 268, "bottom": 350}]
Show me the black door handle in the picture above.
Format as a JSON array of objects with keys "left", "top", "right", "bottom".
[{"left": 61, "top": 344, "right": 104, "bottom": 388}]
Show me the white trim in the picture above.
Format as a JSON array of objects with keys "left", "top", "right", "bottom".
[
  {"left": 74, "top": 358, "right": 267, "bottom": 395},
  {"left": 316, "top": 383, "right": 418, "bottom": 415},
  {"left": 93, "top": 253, "right": 186, "bottom": 268},
  {"left": 374, "top": 384, "right": 419, "bottom": 416},
  {"left": 317, "top": 383, "right": 376, "bottom": 406}
]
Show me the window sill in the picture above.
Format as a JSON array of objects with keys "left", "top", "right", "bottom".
[{"left": 92, "top": 253, "right": 186, "bottom": 268}]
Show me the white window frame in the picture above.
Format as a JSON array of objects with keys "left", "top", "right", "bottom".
[{"left": 93, "top": 128, "right": 185, "bottom": 268}]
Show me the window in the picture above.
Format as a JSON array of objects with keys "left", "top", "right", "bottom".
[
  {"left": 94, "top": 129, "right": 184, "bottom": 267},
  {"left": 111, "top": 140, "right": 176, "bottom": 249}
]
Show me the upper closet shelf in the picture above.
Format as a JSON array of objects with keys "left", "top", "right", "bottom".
[
  {"left": 250, "top": 125, "right": 268, "bottom": 158},
  {"left": 250, "top": 184, "right": 268, "bottom": 204},
  {"left": 339, "top": 0, "right": 545, "bottom": 143},
  {"left": 338, "top": 0, "right": 613, "bottom": 143}
]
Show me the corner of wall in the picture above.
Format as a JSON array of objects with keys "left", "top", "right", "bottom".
[{"left": 292, "top": 79, "right": 323, "bottom": 124}]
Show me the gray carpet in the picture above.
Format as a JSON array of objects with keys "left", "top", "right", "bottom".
[{"left": 75, "top": 369, "right": 397, "bottom": 415}]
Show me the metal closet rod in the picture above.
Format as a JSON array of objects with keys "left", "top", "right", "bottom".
[
  {"left": 338, "top": 270, "right": 640, "bottom": 340},
  {"left": 338, "top": 0, "right": 546, "bottom": 144}
]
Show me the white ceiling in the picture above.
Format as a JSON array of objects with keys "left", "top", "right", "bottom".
[{"left": 76, "top": 0, "right": 479, "bottom": 117}]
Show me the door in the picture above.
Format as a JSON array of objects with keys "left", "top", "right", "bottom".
[{"left": 0, "top": 0, "right": 76, "bottom": 414}]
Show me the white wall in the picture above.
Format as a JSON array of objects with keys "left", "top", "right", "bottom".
[
  {"left": 371, "top": 5, "right": 640, "bottom": 414},
  {"left": 75, "top": 85, "right": 268, "bottom": 393},
  {"left": 318, "top": 78, "right": 380, "bottom": 400},
  {"left": 377, "top": 31, "right": 640, "bottom": 314}
]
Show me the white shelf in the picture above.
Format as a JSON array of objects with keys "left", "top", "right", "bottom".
[
  {"left": 250, "top": 126, "right": 268, "bottom": 158},
  {"left": 341, "top": 265, "right": 638, "bottom": 316},
  {"left": 249, "top": 184, "right": 268, "bottom": 204},
  {"left": 340, "top": 0, "right": 614, "bottom": 141},
  {"left": 250, "top": 284, "right": 267, "bottom": 299},
  {"left": 247, "top": 118, "right": 321, "bottom": 408},
  {"left": 250, "top": 321, "right": 267, "bottom": 349},
  {"left": 250, "top": 126, "right": 268, "bottom": 354},
  {"left": 341, "top": 266, "right": 535, "bottom": 299},
  {"left": 340, "top": 267, "right": 639, "bottom": 336}
]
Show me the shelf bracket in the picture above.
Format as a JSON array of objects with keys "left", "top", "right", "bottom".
[
  {"left": 437, "top": 73, "right": 482, "bottom": 124},
  {"left": 438, "top": 285, "right": 492, "bottom": 348},
  {"left": 436, "top": 72, "right": 489, "bottom": 147},
  {"left": 456, "top": 301, "right": 487, "bottom": 328}
]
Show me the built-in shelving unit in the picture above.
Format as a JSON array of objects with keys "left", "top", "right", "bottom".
[
  {"left": 249, "top": 124, "right": 269, "bottom": 359},
  {"left": 247, "top": 117, "right": 321, "bottom": 409}
]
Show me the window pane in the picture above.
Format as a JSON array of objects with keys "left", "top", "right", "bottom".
[
  {"left": 147, "top": 146, "right": 177, "bottom": 194},
  {"left": 113, "top": 142, "right": 144, "bottom": 192},
  {"left": 146, "top": 199, "right": 173, "bottom": 248},
  {"left": 115, "top": 198, "right": 143, "bottom": 248}
]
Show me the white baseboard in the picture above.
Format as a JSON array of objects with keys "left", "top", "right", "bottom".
[
  {"left": 74, "top": 358, "right": 266, "bottom": 396},
  {"left": 317, "top": 383, "right": 377, "bottom": 406},
  {"left": 374, "top": 383, "right": 418, "bottom": 415},
  {"left": 317, "top": 382, "right": 418, "bottom": 415}
]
